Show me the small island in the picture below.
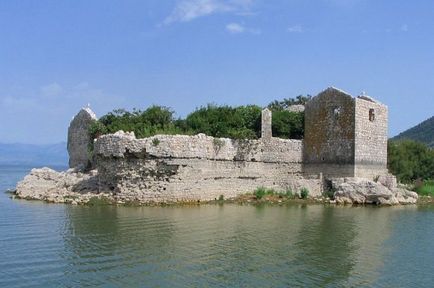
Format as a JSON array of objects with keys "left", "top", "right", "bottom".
[{"left": 14, "top": 87, "right": 420, "bottom": 205}]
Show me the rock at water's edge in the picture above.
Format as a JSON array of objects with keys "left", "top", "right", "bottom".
[
  {"left": 333, "top": 178, "right": 418, "bottom": 205},
  {"left": 15, "top": 167, "right": 104, "bottom": 204}
]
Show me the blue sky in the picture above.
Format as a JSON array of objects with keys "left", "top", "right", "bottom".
[{"left": 1, "top": 0, "right": 433, "bottom": 144}]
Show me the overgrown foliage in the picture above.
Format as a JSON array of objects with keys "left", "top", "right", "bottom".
[
  {"left": 88, "top": 96, "right": 309, "bottom": 141},
  {"left": 185, "top": 104, "right": 261, "bottom": 139},
  {"left": 271, "top": 110, "right": 304, "bottom": 139},
  {"left": 388, "top": 140, "right": 434, "bottom": 183},
  {"left": 414, "top": 180, "right": 434, "bottom": 196},
  {"left": 267, "top": 95, "right": 312, "bottom": 110},
  {"left": 90, "top": 106, "right": 185, "bottom": 140},
  {"left": 267, "top": 95, "right": 309, "bottom": 139},
  {"left": 300, "top": 188, "right": 309, "bottom": 199}
]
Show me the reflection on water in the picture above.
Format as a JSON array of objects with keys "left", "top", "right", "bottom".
[{"left": 1, "top": 166, "right": 434, "bottom": 287}]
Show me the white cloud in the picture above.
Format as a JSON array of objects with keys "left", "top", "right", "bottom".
[
  {"left": 287, "top": 25, "right": 303, "bottom": 33},
  {"left": 226, "top": 23, "right": 245, "bottom": 33},
  {"left": 401, "top": 24, "right": 409, "bottom": 32},
  {"left": 225, "top": 22, "right": 260, "bottom": 34},
  {"left": 163, "top": 0, "right": 254, "bottom": 25}
]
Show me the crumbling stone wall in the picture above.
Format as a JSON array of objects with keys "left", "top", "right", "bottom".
[
  {"left": 67, "top": 107, "right": 97, "bottom": 169},
  {"left": 64, "top": 86, "right": 390, "bottom": 203},
  {"left": 94, "top": 132, "right": 322, "bottom": 202}
]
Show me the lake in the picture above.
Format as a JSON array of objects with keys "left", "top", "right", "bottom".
[{"left": 1, "top": 165, "right": 433, "bottom": 287}]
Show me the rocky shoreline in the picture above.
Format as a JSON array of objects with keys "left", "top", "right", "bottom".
[{"left": 11, "top": 167, "right": 419, "bottom": 206}]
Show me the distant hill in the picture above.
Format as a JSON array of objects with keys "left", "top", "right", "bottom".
[
  {"left": 0, "top": 142, "right": 68, "bottom": 167},
  {"left": 393, "top": 116, "right": 434, "bottom": 147}
]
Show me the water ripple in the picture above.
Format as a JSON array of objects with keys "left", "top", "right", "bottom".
[{"left": 1, "top": 167, "right": 434, "bottom": 287}]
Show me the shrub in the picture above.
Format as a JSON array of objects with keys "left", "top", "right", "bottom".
[
  {"left": 388, "top": 140, "right": 434, "bottom": 183},
  {"left": 218, "top": 195, "right": 224, "bottom": 201},
  {"left": 323, "top": 188, "right": 335, "bottom": 200},
  {"left": 284, "top": 188, "right": 294, "bottom": 199},
  {"left": 300, "top": 188, "right": 309, "bottom": 199},
  {"left": 213, "top": 138, "right": 226, "bottom": 154},
  {"left": 271, "top": 110, "right": 304, "bottom": 139},
  {"left": 414, "top": 180, "right": 434, "bottom": 196},
  {"left": 254, "top": 187, "right": 267, "bottom": 199},
  {"left": 152, "top": 138, "right": 160, "bottom": 146},
  {"left": 86, "top": 95, "right": 311, "bottom": 140}
]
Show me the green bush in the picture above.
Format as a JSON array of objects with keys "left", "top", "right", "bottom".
[
  {"left": 271, "top": 110, "right": 304, "bottom": 139},
  {"left": 152, "top": 138, "right": 160, "bottom": 146},
  {"left": 185, "top": 104, "right": 261, "bottom": 139},
  {"left": 388, "top": 140, "right": 434, "bottom": 183},
  {"left": 300, "top": 188, "right": 309, "bottom": 199},
  {"left": 415, "top": 180, "right": 434, "bottom": 196},
  {"left": 284, "top": 188, "right": 294, "bottom": 199},
  {"left": 267, "top": 95, "right": 312, "bottom": 110},
  {"left": 86, "top": 95, "right": 311, "bottom": 141},
  {"left": 253, "top": 187, "right": 268, "bottom": 199},
  {"left": 323, "top": 189, "right": 335, "bottom": 199}
]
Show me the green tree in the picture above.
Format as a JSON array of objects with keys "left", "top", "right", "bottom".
[{"left": 388, "top": 140, "right": 434, "bottom": 183}]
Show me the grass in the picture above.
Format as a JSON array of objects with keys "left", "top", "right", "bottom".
[
  {"left": 415, "top": 180, "right": 434, "bottom": 196},
  {"left": 323, "top": 188, "right": 335, "bottom": 200},
  {"left": 253, "top": 187, "right": 277, "bottom": 199},
  {"left": 152, "top": 138, "right": 160, "bottom": 146},
  {"left": 253, "top": 187, "right": 298, "bottom": 200},
  {"left": 300, "top": 188, "right": 309, "bottom": 199}
]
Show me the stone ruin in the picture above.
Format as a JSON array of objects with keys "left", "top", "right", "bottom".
[
  {"left": 15, "top": 87, "right": 418, "bottom": 205},
  {"left": 67, "top": 107, "right": 97, "bottom": 169}
]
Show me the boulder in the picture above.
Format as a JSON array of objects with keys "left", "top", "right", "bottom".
[
  {"left": 15, "top": 167, "right": 101, "bottom": 203},
  {"left": 333, "top": 178, "right": 418, "bottom": 205}
]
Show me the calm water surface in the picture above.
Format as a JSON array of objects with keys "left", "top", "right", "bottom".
[{"left": 1, "top": 166, "right": 433, "bottom": 287}]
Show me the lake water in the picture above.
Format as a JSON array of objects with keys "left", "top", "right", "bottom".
[{"left": 1, "top": 166, "right": 433, "bottom": 287}]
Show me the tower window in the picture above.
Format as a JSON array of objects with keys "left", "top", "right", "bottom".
[{"left": 369, "top": 109, "right": 375, "bottom": 122}]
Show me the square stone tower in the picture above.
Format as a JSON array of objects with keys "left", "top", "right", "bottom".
[{"left": 303, "top": 87, "right": 388, "bottom": 179}]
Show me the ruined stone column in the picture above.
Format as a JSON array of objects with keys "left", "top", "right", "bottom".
[
  {"left": 261, "top": 108, "right": 272, "bottom": 139},
  {"left": 67, "top": 107, "right": 97, "bottom": 169}
]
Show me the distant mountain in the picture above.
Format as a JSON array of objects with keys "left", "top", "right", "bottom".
[
  {"left": 393, "top": 116, "right": 434, "bottom": 147},
  {"left": 0, "top": 142, "right": 68, "bottom": 167}
]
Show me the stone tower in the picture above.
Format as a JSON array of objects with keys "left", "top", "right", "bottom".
[
  {"left": 303, "top": 87, "right": 388, "bottom": 179},
  {"left": 67, "top": 107, "right": 97, "bottom": 169}
]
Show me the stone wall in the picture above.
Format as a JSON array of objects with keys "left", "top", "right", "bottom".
[
  {"left": 63, "top": 86, "right": 391, "bottom": 203},
  {"left": 303, "top": 87, "right": 356, "bottom": 177},
  {"left": 354, "top": 97, "right": 388, "bottom": 178},
  {"left": 94, "top": 132, "right": 323, "bottom": 202},
  {"left": 67, "top": 107, "right": 97, "bottom": 169}
]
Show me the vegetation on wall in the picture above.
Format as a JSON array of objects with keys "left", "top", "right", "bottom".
[{"left": 89, "top": 96, "right": 311, "bottom": 141}]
